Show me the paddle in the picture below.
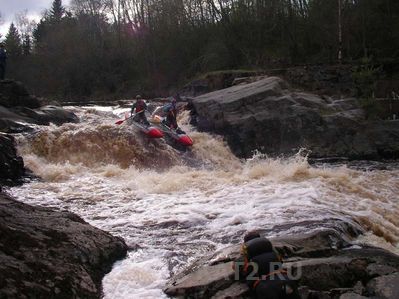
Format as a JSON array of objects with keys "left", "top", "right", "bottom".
[{"left": 115, "top": 113, "right": 134, "bottom": 125}]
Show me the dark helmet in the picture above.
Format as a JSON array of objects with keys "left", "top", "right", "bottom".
[
  {"left": 244, "top": 231, "right": 261, "bottom": 242},
  {"left": 171, "top": 98, "right": 177, "bottom": 105}
]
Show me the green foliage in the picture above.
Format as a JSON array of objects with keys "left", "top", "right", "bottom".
[
  {"left": 352, "top": 57, "right": 380, "bottom": 98},
  {"left": 50, "top": 0, "right": 65, "bottom": 22},
  {"left": 360, "top": 97, "right": 384, "bottom": 120},
  {"left": 352, "top": 57, "right": 384, "bottom": 120},
  {"left": 4, "top": 23, "right": 22, "bottom": 57}
]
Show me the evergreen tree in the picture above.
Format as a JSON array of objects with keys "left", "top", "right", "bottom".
[
  {"left": 50, "top": 0, "right": 65, "bottom": 22},
  {"left": 4, "top": 23, "right": 22, "bottom": 57}
]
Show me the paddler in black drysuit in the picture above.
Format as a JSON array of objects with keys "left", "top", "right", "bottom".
[
  {"left": 233, "top": 231, "right": 301, "bottom": 299},
  {"left": 131, "top": 95, "right": 150, "bottom": 126}
]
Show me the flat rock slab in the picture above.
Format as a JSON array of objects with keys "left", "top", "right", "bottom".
[{"left": 164, "top": 262, "right": 235, "bottom": 297}]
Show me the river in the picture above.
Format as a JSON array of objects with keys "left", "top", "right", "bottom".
[{"left": 6, "top": 105, "right": 399, "bottom": 298}]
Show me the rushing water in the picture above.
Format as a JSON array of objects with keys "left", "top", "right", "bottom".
[{"left": 7, "top": 105, "right": 399, "bottom": 298}]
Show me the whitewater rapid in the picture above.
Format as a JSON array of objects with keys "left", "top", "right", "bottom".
[{"left": 7, "top": 105, "right": 399, "bottom": 298}]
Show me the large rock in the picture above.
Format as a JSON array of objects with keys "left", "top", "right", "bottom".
[
  {"left": 164, "top": 226, "right": 399, "bottom": 299},
  {"left": 366, "top": 272, "right": 399, "bottom": 299},
  {"left": 0, "top": 133, "right": 25, "bottom": 187},
  {"left": 0, "top": 192, "right": 128, "bottom": 298},
  {"left": 30, "top": 105, "right": 79, "bottom": 125},
  {"left": 0, "top": 80, "right": 41, "bottom": 108},
  {"left": 0, "top": 80, "right": 79, "bottom": 133},
  {"left": 191, "top": 76, "right": 399, "bottom": 159}
]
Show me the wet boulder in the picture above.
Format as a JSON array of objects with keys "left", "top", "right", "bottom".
[
  {"left": 366, "top": 272, "right": 399, "bottom": 299},
  {"left": 0, "top": 81, "right": 79, "bottom": 133},
  {"left": 34, "top": 105, "right": 79, "bottom": 125},
  {"left": 191, "top": 76, "right": 399, "bottom": 159},
  {"left": 0, "top": 192, "right": 128, "bottom": 299},
  {"left": 0, "top": 133, "right": 25, "bottom": 186},
  {"left": 165, "top": 262, "right": 235, "bottom": 297}
]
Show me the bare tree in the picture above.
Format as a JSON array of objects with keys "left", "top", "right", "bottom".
[
  {"left": 338, "top": 0, "right": 342, "bottom": 63},
  {"left": 15, "top": 10, "right": 37, "bottom": 38},
  {"left": 14, "top": 10, "right": 36, "bottom": 55},
  {"left": 70, "top": 0, "right": 111, "bottom": 16}
]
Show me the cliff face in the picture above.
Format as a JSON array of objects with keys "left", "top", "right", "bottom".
[
  {"left": 191, "top": 76, "right": 399, "bottom": 159},
  {"left": 0, "top": 192, "right": 128, "bottom": 299}
]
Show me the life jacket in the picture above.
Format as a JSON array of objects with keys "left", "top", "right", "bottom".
[
  {"left": 135, "top": 99, "right": 146, "bottom": 113},
  {"left": 241, "top": 237, "right": 285, "bottom": 288}
]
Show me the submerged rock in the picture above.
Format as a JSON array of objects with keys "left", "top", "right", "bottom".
[
  {"left": 191, "top": 76, "right": 399, "bottom": 159},
  {"left": 0, "top": 192, "right": 128, "bottom": 298},
  {"left": 164, "top": 223, "right": 399, "bottom": 299}
]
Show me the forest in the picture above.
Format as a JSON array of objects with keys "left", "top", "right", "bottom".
[{"left": 1, "top": 0, "right": 399, "bottom": 99}]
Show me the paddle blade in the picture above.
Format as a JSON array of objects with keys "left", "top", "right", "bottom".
[
  {"left": 115, "top": 119, "right": 124, "bottom": 125},
  {"left": 178, "top": 135, "right": 193, "bottom": 146},
  {"left": 147, "top": 128, "right": 164, "bottom": 138}
]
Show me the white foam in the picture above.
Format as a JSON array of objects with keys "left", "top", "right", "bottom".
[{"left": 8, "top": 105, "right": 399, "bottom": 298}]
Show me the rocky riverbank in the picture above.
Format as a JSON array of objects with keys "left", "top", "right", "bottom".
[
  {"left": 0, "top": 80, "right": 78, "bottom": 134},
  {"left": 0, "top": 192, "right": 128, "bottom": 298},
  {"left": 1, "top": 80, "right": 128, "bottom": 298},
  {"left": 190, "top": 76, "right": 399, "bottom": 160},
  {"left": 164, "top": 220, "right": 399, "bottom": 299},
  {"left": 0, "top": 80, "right": 79, "bottom": 187}
]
